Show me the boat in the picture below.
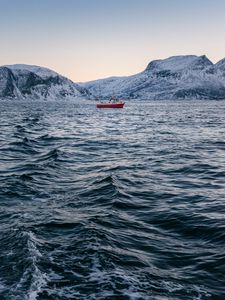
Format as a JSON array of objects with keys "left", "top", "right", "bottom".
[{"left": 96, "top": 98, "right": 125, "bottom": 108}]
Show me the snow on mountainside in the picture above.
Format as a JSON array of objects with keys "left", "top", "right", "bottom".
[
  {"left": 1, "top": 56, "right": 225, "bottom": 101},
  {"left": 83, "top": 55, "right": 225, "bottom": 100},
  {"left": 0, "top": 64, "right": 88, "bottom": 100},
  {"left": 145, "top": 55, "right": 213, "bottom": 72},
  {"left": 215, "top": 58, "right": 225, "bottom": 75},
  {"left": 5, "top": 64, "right": 60, "bottom": 81}
]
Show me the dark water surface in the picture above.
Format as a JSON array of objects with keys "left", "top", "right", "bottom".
[{"left": 0, "top": 99, "right": 225, "bottom": 300}]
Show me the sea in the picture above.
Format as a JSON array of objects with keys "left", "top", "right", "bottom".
[{"left": 0, "top": 99, "right": 224, "bottom": 300}]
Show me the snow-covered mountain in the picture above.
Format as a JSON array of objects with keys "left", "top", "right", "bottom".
[
  {"left": 1, "top": 56, "right": 225, "bottom": 101},
  {"left": 0, "top": 64, "right": 88, "bottom": 100},
  {"left": 83, "top": 55, "right": 225, "bottom": 100}
]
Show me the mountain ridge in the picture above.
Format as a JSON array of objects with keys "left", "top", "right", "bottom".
[
  {"left": 1, "top": 55, "right": 225, "bottom": 100},
  {"left": 83, "top": 55, "right": 225, "bottom": 100},
  {"left": 0, "top": 64, "right": 89, "bottom": 100}
]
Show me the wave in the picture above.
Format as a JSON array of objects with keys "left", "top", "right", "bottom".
[
  {"left": 0, "top": 230, "right": 48, "bottom": 300},
  {"left": 1, "top": 100, "right": 225, "bottom": 299}
]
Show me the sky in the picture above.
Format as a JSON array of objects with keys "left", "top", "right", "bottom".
[{"left": 0, "top": 0, "right": 225, "bottom": 82}]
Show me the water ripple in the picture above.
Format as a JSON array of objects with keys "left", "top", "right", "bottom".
[{"left": 0, "top": 99, "right": 225, "bottom": 299}]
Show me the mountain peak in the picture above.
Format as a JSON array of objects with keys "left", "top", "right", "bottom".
[
  {"left": 145, "top": 55, "right": 213, "bottom": 72},
  {"left": 4, "top": 64, "right": 59, "bottom": 79}
]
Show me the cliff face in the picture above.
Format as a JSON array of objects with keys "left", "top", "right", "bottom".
[
  {"left": 83, "top": 55, "right": 225, "bottom": 100},
  {"left": 0, "top": 64, "right": 88, "bottom": 100}
]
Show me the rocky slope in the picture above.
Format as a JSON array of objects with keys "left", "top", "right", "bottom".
[
  {"left": 0, "top": 64, "right": 88, "bottom": 100},
  {"left": 83, "top": 55, "right": 225, "bottom": 100}
]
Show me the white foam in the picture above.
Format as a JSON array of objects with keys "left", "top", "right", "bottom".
[
  {"left": 10, "top": 231, "right": 48, "bottom": 300},
  {"left": 161, "top": 280, "right": 183, "bottom": 292},
  {"left": 25, "top": 232, "right": 48, "bottom": 300},
  {"left": 0, "top": 279, "right": 6, "bottom": 292},
  {"left": 88, "top": 256, "right": 144, "bottom": 299},
  {"left": 27, "top": 268, "right": 48, "bottom": 300}
]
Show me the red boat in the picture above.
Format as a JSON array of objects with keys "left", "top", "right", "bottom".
[{"left": 96, "top": 98, "right": 125, "bottom": 108}]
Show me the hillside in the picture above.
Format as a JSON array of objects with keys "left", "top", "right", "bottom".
[
  {"left": 82, "top": 55, "right": 225, "bottom": 100},
  {"left": 0, "top": 64, "right": 88, "bottom": 100}
]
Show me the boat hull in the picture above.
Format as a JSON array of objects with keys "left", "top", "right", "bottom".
[{"left": 96, "top": 102, "right": 125, "bottom": 108}]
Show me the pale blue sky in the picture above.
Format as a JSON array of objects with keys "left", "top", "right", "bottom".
[{"left": 0, "top": 0, "right": 225, "bottom": 81}]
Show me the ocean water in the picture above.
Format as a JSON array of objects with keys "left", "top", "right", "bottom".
[{"left": 0, "top": 99, "right": 224, "bottom": 300}]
